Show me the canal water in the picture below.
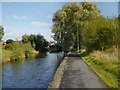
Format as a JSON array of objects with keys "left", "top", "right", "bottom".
[{"left": 2, "top": 52, "right": 64, "bottom": 88}]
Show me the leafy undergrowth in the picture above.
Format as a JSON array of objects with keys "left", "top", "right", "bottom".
[
  {"left": 2, "top": 44, "right": 39, "bottom": 64},
  {"left": 78, "top": 48, "right": 118, "bottom": 89}
]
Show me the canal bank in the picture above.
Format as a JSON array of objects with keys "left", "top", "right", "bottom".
[
  {"left": 2, "top": 49, "right": 39, "bottom": 65},
  {"left": 48, "top": 52, "right": 70, "bottom": 88},
  {"left": 48, "top": 51, "right": 109, "bottom": 88}
]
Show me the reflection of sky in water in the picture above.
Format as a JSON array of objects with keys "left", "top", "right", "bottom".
[{"left": 2, "top": 52, "right": 64, "bottom": 88}]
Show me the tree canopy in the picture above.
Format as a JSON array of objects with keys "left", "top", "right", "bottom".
[
  {"left": 52, "top": 1, "right": 118, "bottom": 52},
  {"left": 52, "top": 2, "right": 100, "bottom": 51},
  {"left": 6, "top": 39, "right": 15, "bottom": 44},
  {"left": 22, "top": 34, "right": 48, "bottom": 52},
  {"left": 22, "top": 34, "right": 29, "bottom": 43}
]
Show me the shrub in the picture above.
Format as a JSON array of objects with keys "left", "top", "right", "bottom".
[
  {"left": 6, "top": 39, "right": 15, "bottom": 44},
  {"left": 5, "top": 42, "right": 33, "bottom": 61},
  {"left": 11, "top": 49, "right": 23, "bottom": 61},
  {"left": 5, "top": 42, "right": 23, "bottom": 61},
  {"left": 5, "top": 42, "right": 20, "bottom": 50},
  {"left": 21, "top": 42, "right": 33, "bottom": 58}
]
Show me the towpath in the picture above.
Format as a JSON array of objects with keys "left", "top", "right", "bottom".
[{"left": 60, "top": 51, "right": 109, "bottom": 89}]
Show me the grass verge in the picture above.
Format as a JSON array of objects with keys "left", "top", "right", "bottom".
[
  {"left": 2, "top": 49, "right": 12, "bottom": 64},
  {"left": 78, "top": 49, "right": 118, "bottom": 89}
]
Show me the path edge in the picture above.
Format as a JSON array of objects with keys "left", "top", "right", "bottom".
[
  {"left": 78, "top": 53, "right": 109, "bottom": 88},
  {"left": 47, "top": 52, "right": 70, "bottom": 88}
]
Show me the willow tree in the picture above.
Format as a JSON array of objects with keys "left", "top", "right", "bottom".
[{"left": 52, "top": 1, "right": 100, "bottom": 51}]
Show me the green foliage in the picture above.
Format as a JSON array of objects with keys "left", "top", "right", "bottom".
[
  {"left": 5, "top": 42, "right": 23, "bottom": 61},
  {"left": 5, "top": 42, "right": 33, "bottom": 61},
  {"left": 5, "top": 42, "right": 20, "bottom": 50},
  {"left": 11, "top": 49, "right": 23, "bottom": 61},
  {"left": 6, "top": 39, "right": 15, "bottom": 44},
  {"left": 22, "top": 34, "right": 48, "bottom": 52},
  {"left": 28, "top": 34, "right": 36, "bottom": 48},
  {"left": 34, "top": 34, "right": 48, "bottom": 52},
  {"left": 82, "top": 16, "right": 118, "bottom": 52},
  {"left": 2, "top": 45, "right": 5, "bottom": 49},
  {"left": 22, "top": 34, "right": 29, "bottom": 43},
  {"left": 79, "top": 49, "right": 118, "bottom": 88},
  {"left": 22, "top": 42, "right": 33, "bottom": 58},
  {"left": 2, "top": 49, "right": 12, "bottom": 64},
  {"left": 0, "top": 26, "right": 4, "bottom": 41},
  {"left": 52, "top": 2, "right": 100, "bottom": 50},
  {"left": 52, "top": 1, "right": 118, "bottom": 52},
  {"left": 31, "top": 42, "right": 36, "bottom": 49}
]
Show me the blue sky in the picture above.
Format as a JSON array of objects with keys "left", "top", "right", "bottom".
[{"left": 2, "top": 2, "right": 118, "bottom": 41}]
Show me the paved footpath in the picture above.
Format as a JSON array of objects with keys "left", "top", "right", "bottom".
[{"left": 60, "top": 51, "right": 109, "bottom": 89}]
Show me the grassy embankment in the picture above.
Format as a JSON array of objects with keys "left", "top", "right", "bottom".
[
  {"left": 77, "top": 48, "right": 118, "bottom": 89},
  {"left": 1, "top": 44, "right": 38, "bottom": 64}
]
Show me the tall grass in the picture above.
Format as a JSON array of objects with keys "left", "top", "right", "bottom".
[
  {"left": 78, "top": 48, "right": 118, "bottom": 88},
  {"left": 2, "top": 49, "right": 11, "bottom": 64}
]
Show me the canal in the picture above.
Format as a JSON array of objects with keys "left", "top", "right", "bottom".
[{"left": 2, "top": 52, "right": 64, "bottom": 88}]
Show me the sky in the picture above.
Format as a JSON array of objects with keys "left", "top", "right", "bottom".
[{"left": 2, "top": 2, "right": 118, "bottom": 42}]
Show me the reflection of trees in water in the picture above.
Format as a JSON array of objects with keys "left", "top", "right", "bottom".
[
  {"left": 35, "top": 52, "right": 47, "bottom": 59},
  {"left": 26, "top": 52, "right": 47, "bottom": 60}
]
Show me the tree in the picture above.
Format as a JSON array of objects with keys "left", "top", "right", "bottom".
[
  {"left": 21, "top": 34, "right": 48, "bottom": 52},
  {"left": 52, "top": 2, "right": 100, "bottom": 51},
  {"left": 22, "top": 34, "right": 29, "bottom": 43},
  {"left": 82, "top": 16, "right": 118, "bottom": 51},
  {"left": 6, "top": 39, "right": 15, "bottom": 44},
  {"left": 28, "top": 34, "right": 36, "bottom": 48},
  {"left": 35, "top": 34, "right": 48, "bottom": 52},
  {"left": 0, "top": 26, "right": 4, "bottom": 41}
]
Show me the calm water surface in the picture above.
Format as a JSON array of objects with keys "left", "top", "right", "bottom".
[{"left": 2, "top": 52, "right": 64, "bottom": 88}]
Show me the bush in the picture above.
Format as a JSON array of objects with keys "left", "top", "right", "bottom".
[
  {"left": 5, "top": 42, "right": 33, "bottom": 61},
  {"left": 5, "top": 42, "right": 20, "bottom": 50},
  {"left": 82, "top": 16, "right": 118, "bottom": 52},
  {"left": 5, "top": 42, "right": 23, "bottom": 61},
  {"left": 22, "top": 42, "right": 33, "bottom": 58},
  {"left": 11, "top": 49, "right": 23, "bottom": 61},
  {"left": 6, "top": 39, "right": 15, "bottom": 44}
]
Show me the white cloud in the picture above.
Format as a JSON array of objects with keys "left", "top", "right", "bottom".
[
  {"left": 11, "top": 15, "right": 28, "bottom": 19},
  {"left": 31, "top": 21, "right": 52, "bottom": 26}
]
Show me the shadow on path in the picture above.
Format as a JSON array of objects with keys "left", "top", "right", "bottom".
[{"left": 67, "top": 52, "right": 80, "bottom": 57}]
